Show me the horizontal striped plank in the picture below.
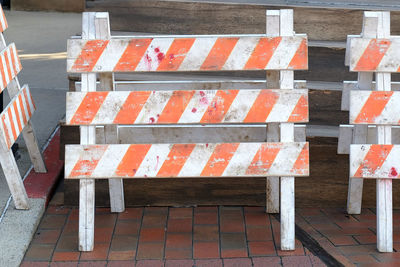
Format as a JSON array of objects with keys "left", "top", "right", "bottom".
[
  {"left": 350, "top": 37, "right": 400, "bottom": 72},
  {"left": 66, "top": 89, "right": 308, "bottom": 125},
  {"left": 67, "top": 35, "right": 308, "bottom": 73},
  {"left": 0, "top": 85, "right": 35, "bottom": 150},
  {"left": 350, "top": 91, "right": 400, "bottom": 125},
  {"left": 0, "top": 5, "right": 7, "bottom": 33},
  {"left": 351, "top": 144, "right": 400, "bottom": 179},
  {"left": 65, "top": 142, "right": 309, "bottom": 179},
  {"left": 0, "top": 43, "right": 22, "bottom": 93}
]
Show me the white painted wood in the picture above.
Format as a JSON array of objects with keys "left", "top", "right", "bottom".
[
  {"left": 67, "top": 35, "right": 308, "bottom": 73},
  {"left": 78, "top": 12, "right": 97, "bottom": 252},
  {"left": 66, "top": 89, "right": 308, "bottom": 125},
  {"left": 75, "top": 79, "right": 309, "bottom": 91},
  {"left": 266, "top": 9, "right": 281, "bottom": 214},
  {"left": 376, "top": 11, "right": 392, "bottom": 253},
  {"left": 95, "top": 12, "right": 125, "bottom": 214},
  {"left": 0, "top": 131, "right": 29, "bottom": 209},
  {"left": 65, "top": 142, "right": 309, "bottom": 178},
  {"left": 279, "top": 9, "right": 295, "bottom": 251},
  {"left": 346, "top": 12, "right": 376, "bottom": 215}
]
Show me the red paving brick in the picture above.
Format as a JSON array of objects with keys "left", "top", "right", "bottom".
[{"left": 29, "top": 205, "right": 400, "bottom": 266}]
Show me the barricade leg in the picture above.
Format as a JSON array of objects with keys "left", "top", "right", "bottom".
[
  {"left": 0, "top": 145, "right": 29, "bottom": 209},
  {"left": 79, "top": 179, "right": 95, "bottom": 251}
]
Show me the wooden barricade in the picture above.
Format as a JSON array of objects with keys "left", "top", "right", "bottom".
[
  {"left": 65, "top": 10, "right": 309, "bottom": 251},
  {"left": 0, "top": 5, "right": 46, "bottom": 210},
  {"left": 344, "top": 11, "right": 395, "bottom": 252}
]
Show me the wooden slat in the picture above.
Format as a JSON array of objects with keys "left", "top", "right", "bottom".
[
  {"left": 65, "top": 142, "right": 309, "bottom": 179},
  {"left": 67, "top": 35, "right": 308, "bottom": 73},
  {"left": 66, "top": 89, "right": 308, "bottom": 125},
  {"left": 0, "top": 43, "right": 22, "bottom": 93},
  {"left": 350, "top": 90, "right": 400, "bottom": 125},
  {"left": 0, "top": 85, "right": 35, "bottom": 150},
  {"left": 350, "top": 37, "right": 400, "bottom": 73},
  {"left": 0, "top": 5, "right": 7, "bottom": 33},
  {"left": 350, "top": 144, "right": 400, "bottom": 179}
]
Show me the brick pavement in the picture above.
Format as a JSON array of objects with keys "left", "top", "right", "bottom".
[
  {"left": 21, "top": 205, "right": 324, "bottom": 267},
  {"left": 22, "top": 203, "right": 400, "bottom": 267}
]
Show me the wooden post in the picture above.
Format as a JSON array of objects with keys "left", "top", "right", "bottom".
[
  {"left": 79, "top": 12, "right": 97, "bottom": 252},
  {"left": 346, "top": 13, "right": 375, "bottom": 215},
  {"left": 94, "top": 13, "right": 125, "bottom": 213},
  {"left": 375, "top": 11, "right": 392, "bottom": 253},
  {"left": 279, "top": 9, "right": 295, "bottom": 251},
  {"left": 265, "top": 10, "right": 280, "bottom": 214}
]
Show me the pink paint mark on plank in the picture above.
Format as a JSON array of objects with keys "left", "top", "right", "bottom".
[
  {"left": 390, "top": 167, "right": 398, "bottom": 178},
  {"left": 145, "top": 54, "right": 152, "bottom": 70},
  {"left": 192, "top": 108, "right": 197, "bottom": 113},
  {"left": 149, "top": 117, "right": 155, "bottom": 123}
]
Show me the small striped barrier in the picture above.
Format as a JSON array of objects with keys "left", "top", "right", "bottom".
[
  {"left": 0, "top": 5, "right": 46, "bottom": 210},
  {"left": 65, "top": 10, "right": 309, "bottom": 251},
  {"left": 344, "top": 11, "right": 395, "bottom": 252}
]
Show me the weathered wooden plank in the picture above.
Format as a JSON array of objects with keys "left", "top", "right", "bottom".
[
  {"left": 0, "top": 85, "right": 35, "bottom": 150},
  {"left": 67, "top": 35, "right": 308, "bottom": 73},
  {"left": 265, "top": 9, "right": 281, "bottom": 214},
  {"left": 279, "top": 9, "right": 296, "bottom": 251},
  {"left": 78, "top": 12, "right": 97, "bottom": 252},
  {"left": 0, "top": 5, "right": 7, "bottom": 33},
  {"left": 0, "top": 43, "right": 22, "bottom": 93},
  {"left": 65, "top": 142, "right": 309, "bottom": 179},
  {"left": 350, "top": 37, "right": 400, "bottom": 73},
  {"left": 66, "top": 89, "right": 308, "bottom": 125},
  {"left": 350, "top": 91, "right": 400, "bottom": 125},
  {"left": 350, "top": 144, "right": 400, "bottom": 179}
]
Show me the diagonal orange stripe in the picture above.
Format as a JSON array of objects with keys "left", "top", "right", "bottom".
[
  {"left": 1, "top": 116, "right": 11, "bottom": 149},
  {"left": 115, "top": 144, "right": 152, "bottom": 177},
  {"left": 69, "top": 92, "right": 108, "bottom": 125},
  {"left": 0, "top": 6, "right": 7, "bottom": 32},
  {"left": 200, "top": 38, "right": 239, "bottom": 70},
  {"left": 201, "top": 143, "right": 239, "bottom": 176},
  {"left": 354, "top": 39, "right": 391, "bottom": 71},
  {"left": 18, "top": 94, "right": 27, "bottom": 125},
  {"left": 157, "top": 38, "right": 195, "bottom": 71},
  {"left": 244, "top": 90, "right": 279, "bottom": 123},
  {"left": 69, "top": 145, "right": 108, "bottom": 178},
  {"left": 354, "top": 91, "right": 392, "bottom": 124},
  {"left": 113, "top": 91, "right": 151, "bottom": 124},
  {"left": 72, "top": 40, "right": 109, "bottom": 72},
  {"left": 12, "top": 101, "right": 22, "bottom": 132},
  {"left": 0, "top": 54, "right": 7, "bottom": 89},
  {"left": 7, "top": 108, "right": 17, "bottom": 141},
  {"left": 200, "top": 90, "right": 239, "bottom": 123},
  {"left": 4, "top": 50, "right": 12, "bottom": 82},
  {"left": 291, "top": 143, "right": 309, "bottom": 175},
  {"left": 354, "top": 145, "right": 393, "bottom": 177},
  {"left": 246, "top": 143, "right": 281, "bottom": 175},
  {"left": 157, "top": 91, "right": 195, "bottom": 123},
  {"left": 157, "top": 144, "right": 195, "bottom": 177},
  {"left": 244, "top": 37, "right": 282, "bottom": 70},
  {"left": 114, "top": 39, "right": 152, "bottom": 72},
  {"left": 9, "top": 45, "right": 18, "bottom": 76},
  {"left": 288, "top": 95, "right": 308, "bottom": 122},
  {"left": 288, "top": 39, "right": 308, "bottom": 69}
]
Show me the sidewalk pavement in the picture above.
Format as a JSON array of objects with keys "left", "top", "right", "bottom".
[
  {"left": 20, "top": 199, "right": 400, "bottom": 267},
  {"left": 0, "top": 10, "right": 80, "bottom": 267}
]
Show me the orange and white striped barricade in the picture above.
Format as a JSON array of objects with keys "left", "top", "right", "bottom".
[
  {"left": 65, "top": 10, "right": 309, "bottom": 251},
  {"left": 0, "top": 5, "right": 46, "bottom": 210},
  {"left": 347, "top": 11, "right": 395, "bottom": 252}
]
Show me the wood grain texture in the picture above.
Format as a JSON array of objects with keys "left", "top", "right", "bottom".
[{"left": 66, "top": 89, "right": 308, "bottom": 125}]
